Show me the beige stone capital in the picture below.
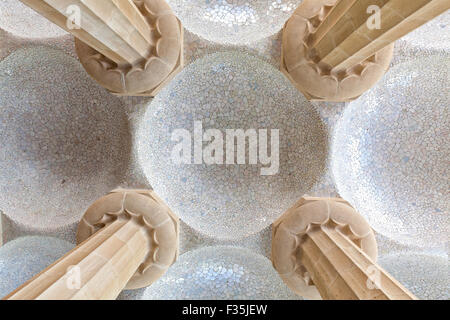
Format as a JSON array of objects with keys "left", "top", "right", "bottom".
[
  {"left": 272, "top": 197, "right": 417, "bottom": 300},
  {"left": 281, "top": 0, "right": 450, "bottom": 101},
  {"left": 3, "top": 189, "right": 179, "bottom": 300},
  {"left": 20, "top": 0, "right": 183, "bottom": 96}
]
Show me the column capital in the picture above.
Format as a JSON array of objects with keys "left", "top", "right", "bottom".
[
  {"left": 272, "top": 197, "right": 416, "bottom": 300},
  {"left": 4, "top": 189, "right": 179, "bottom": 300},
  {"left": 77, "top": 189, "right": 179, "bottom": 290},
  {"left": 20, "top": 0, "right": 183, "bottom": 96},
  {"left": 281, "top": 0, "right": 449, "bottom": 101}
]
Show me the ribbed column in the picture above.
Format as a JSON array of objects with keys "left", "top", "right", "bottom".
[
  {"left": 272, "top": 197, "right": 417, "bottom": 300},
  {"left": 310, "top": 0, "right": 450, "bottom": 72},
  {"left": 20, "top": 0, "right": 152, "bottom": 64},
  {"left": 19, "top": 0, "right": 183, "bottom": 95},
  {"left": 300, "top": 221, "right": 416, "bottom": 299},
  {"left": 281, "top": 0, "right": 450, "bottom": 101},
  {"left": 3, "top": 189, "right": 179, "bottom": 300}
]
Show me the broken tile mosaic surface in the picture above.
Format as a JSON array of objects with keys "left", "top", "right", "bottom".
[{"left": 0, "top": 5, "right": 448, "bottom": 300}]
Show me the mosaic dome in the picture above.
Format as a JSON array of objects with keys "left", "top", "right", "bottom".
[
  {"left": 0, "top": 46, "right": 131, "bottom": 230},
  {"left": 167, "top": 0, "right": 301, "bottom": 44},
  {"left": 331, "top": 55, "right": 449, "bottom": 247},
  {"left": 378, "top": 252, "right": 449, "bottom": 300},
  {"left": 0, "top": 236, "right": 74, "bottom": 298},
  {"left": 0, "top": 0, "right": 67, "bottom": 39},
  {"left": 142, "top": 246, "right": 300, "bottom": 299},
  {"left": 137, "top": 51, "right": 327, "bottom": 240}
]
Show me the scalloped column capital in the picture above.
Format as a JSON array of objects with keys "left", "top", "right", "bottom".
[
  {"left": 272, "top": 197, "right": 416, "bottom": 300},
  {"left": 20, "top": 0, "right": 183, "bottom": 96},
  {"left": 281, "top": 0, "right": 449, "bottom": 101},
  {"left": 4, "top": 189, "right": 179, "bottom": 300}
]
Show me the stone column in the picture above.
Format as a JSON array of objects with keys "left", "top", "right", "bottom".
[
  {"left": 272, "top": 197, "right": 417, "bottom": 300},
  {"left": 3, "top": 189, "right": 179, "bottom": 300},
  {"left": 281, "top": 0, "right": 450, "bottom": 101},
  {"left": 20, "top": 0, "right": 183, "bottom": 96}
]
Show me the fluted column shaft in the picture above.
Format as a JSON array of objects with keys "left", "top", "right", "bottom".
[
  {"left": 272, "top": 197, "right": 417, "bottom": 300},
  {"left": 19, "top": 0, "right": 183, "bottom": 96},
  {"left": 3, "top": 189, "right": 179, "bottom": 300},
  {"left": 310, "top": 0, "right": 450, "bottom": 73},
  {"left": 5, "top": 218, "right": 148, "bottom": 300},
  {"left": 282, "top": 0, "right": 449, "bottom": 101},
  {"left": 300, "top": 222, "right": 416, "bottom": 300},
  {"left": 20, "top": 0, "right": 153, "bottom": 64}
]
